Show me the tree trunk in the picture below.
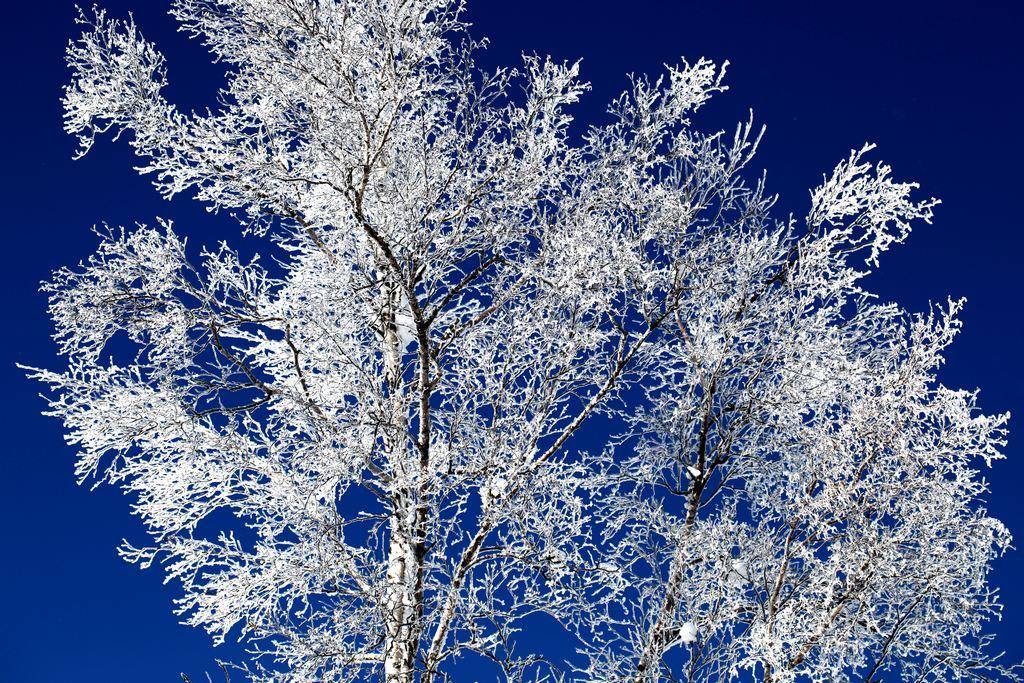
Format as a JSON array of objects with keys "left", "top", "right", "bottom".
[
  {"left": 378, "top": 273, "right": 424, "bottom": 683},
  {"left": 384, "top": 508, "right": 419, "bottom": 682}
]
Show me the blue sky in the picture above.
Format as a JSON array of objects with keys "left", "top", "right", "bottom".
[{"left": 1, "top": 1, "right": 1022, "bottom": 680}]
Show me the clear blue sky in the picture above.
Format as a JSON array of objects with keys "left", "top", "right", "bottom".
[{"left": 1, "top": 1, "right": 1022, "bottom": 680}]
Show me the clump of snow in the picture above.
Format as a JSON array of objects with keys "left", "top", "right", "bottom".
[
  {"left": 727, "top": 559, "right": 750, "bottom": 587},
  {"left": 480, "top": 475, "right": 508, "bottom": 510},
  {"left": 679, "top": 621, "right": 698, "bottom": 645},
  {"left": 490, "top": 476, "right": 507, "bottom": 498},
  {"left": 545, "top": 549, "right": 567, "bottom": 569}
]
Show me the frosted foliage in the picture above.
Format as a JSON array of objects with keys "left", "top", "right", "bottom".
[{"left": 27, "top": 2, "right": 1015, "bottom": 682}]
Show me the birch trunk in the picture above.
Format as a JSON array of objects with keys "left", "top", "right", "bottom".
[{"left": 378, "top": 275, "right": 422, "bottom": 683}]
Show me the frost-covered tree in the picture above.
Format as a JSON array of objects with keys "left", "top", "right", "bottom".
[{"left": 27, "top": 1, "right": 1016, "bottom": 682}]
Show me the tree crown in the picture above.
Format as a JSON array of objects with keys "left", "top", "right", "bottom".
[{"left": 28, "top": 2, "right": 1015, "bottom": 681}]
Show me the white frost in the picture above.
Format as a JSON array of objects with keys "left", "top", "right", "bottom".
[{"left": 33, "top": 3, "right": 1008, "bottom": 681}]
